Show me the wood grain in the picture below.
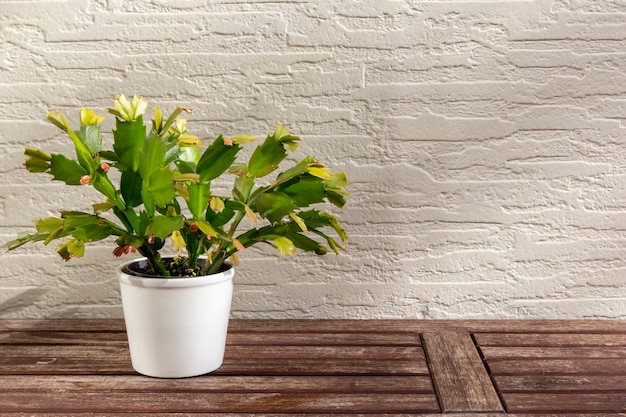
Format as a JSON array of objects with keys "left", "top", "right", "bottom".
[
  {"left": 476, "top": 325, "right": 626, "bottom": 413},
  {"left": 0, "top": 319, "right": 439, "bottom": 413},
  {"left": 421, "top": 331, "right": 503, "bottom": 412},
  {"left": 2, "top": 319, "right": 626, "bottom": 414}
]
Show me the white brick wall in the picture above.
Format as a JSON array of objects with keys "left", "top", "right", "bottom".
[{"left": 1, "top": 0, "right": 624, "bottom": 319}]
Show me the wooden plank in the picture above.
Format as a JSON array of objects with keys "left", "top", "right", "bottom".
[
  {"left": 229, "top": 332, "right": 422, "bottom": 346},
  {"left": 0, "top": 331, "right": 421, "bottom": 347},
  {"left": 503, "top": 393, "right": 626, "bottom": 413},
  {"left": 0, "top": 415, "right": 619, "bottom": 417},
  {"left": 218, "top": 359, "right": 428, "bottom": 376},
  {"left": 0, "top": 330, "right": 129, "bottom": 345},
  {"left": 0, "top": 415, "right": 465, "bottom": 417},
  {"left": 421, "top": 331, "right": 503, "bottom": 412},
  {"left": 0, "top": 392, "right": 440, "bottom": 413},
  {"left": 3, "top": 318, "right": 626, "bottom": 334},
  {"left": 477, "top": 329, "right": 626, "bottom": 413},
  {"left": 488, "top": 358, "right": 626, "bottom": 375},
  {"left": 225, "top": 345, "right": 424, "bottom": 360},
  {"left": 0, "top": 414, "right": 618, "bottom": 417},
  {"left": 0, "top": 359, "right": 428, "bottom": 376},
  {"left": 0, "top": 344, "right": 423, "bottom": 361},
  {"left": 0, "top": 319, "right": 126, "bottom": 332},
  {"left": 494, "top": 374, "right": 626, "bottom": 392},
  {"left": 230, "top": 319, "right": 626, "bottom": 334},
  {"left": 0, "top": 374, "right": 436, "bottom": 394},
  {"left": 0, "top": 345, "right": 429, "bottom": 376},
  {"left": 475, "top": 332, "right": 626, "bottom": 347},
  {"left": 481, "top": 346, "right": 626, "bottom": 359}
]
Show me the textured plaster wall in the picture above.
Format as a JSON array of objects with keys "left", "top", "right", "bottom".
[{"left": 1, "top": 0, "right": 625, "bottom": 319}]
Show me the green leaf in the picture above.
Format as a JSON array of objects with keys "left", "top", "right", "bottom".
[
  {"left": 254, "top": 191, "right": 297, "bottom": 224},
  {"left": 139, "top": 132, "right": 167, "bottom": 181},
  {"left": 273, "top": 157, "right": 314, "bottom": 186},
  {"left": 146, "top": 168, "right": 175, "bottom": 208},
  {"left": 5, "top": 233, "right": 49, "bottom": 251},
  {"left": 273, "top": 124, "right": 300, "bottom": 151},
  {"left": 194, "top": 220, "right": 218, "bottom": 237},
  {"left": 24, "top": 148, "right": 51, "bottom": 159},
  {"left": 319, "top": 211, "right": 348, "bottom": 244},
  {"left": 35, "top": 217, "right": 63, "bottom": 233},
  {"left": 42, "top": 226, "right": 66, "bottom": 245},
  {"left": 61, "top": 212, "right": 100, "bottom": 229},
  {"left": 90, "top": 172, "right": 123, "bottom": 209},
  {"left": 307, "top": 165, "right": 333, "bottom": 180},
  {"left": 233, "top": 172, "right": 256, "bottom": 203},
  {"left": 206, "top": 199, "right": 236, "bottom": 227},
  {"left": 146, "top": 215, "right": 184, "bottom": 238},
  {"left": 187, "top": 182, "right": 211, "bottom": 219},
  {"left": 280, "top": 175, "right": 326, "bottom": 207},
  {"left": 247, "top": 134, "right": 287, "bottom": 178},
  {"left": 325, "top": 172, "right": 349, "bottom": 208},
  {"left": 24, "top": 159, "right": 50, "bottom": 172},
  {"left": 93, "top": 199, "right": 116, "bottom": 215},
  {"left": 160, "top": 106, "right": 183, "bottom": 136},
  {"left": 310, "top": 228, "right": 345, "bottom": 255},
  {"left": 164, "top": 144, "right": 183, "bottom": 165},
  {"left": 113, "top": 207, "right": 136, "bottom": 234},
  {"left": 112, "top": 116, "right": 145, "bottom": 172},
  {"left": 197, "top": 135, "right": 242, "bottom": 182},
  {"left": 99, "top": 151, "right": 119, "bottom": 162},
  {"left": 56, "top": 238, "right": 85, "bottom": 260},
  {"left": 24, "top": 148, "right": 51, "bottom": 173},
  {"left": 47, "top": 109, "right": 96, "bottom": 173},
  {"left": 325, "top": 190, "right": 348, "bottom": 208},
  {"left": 120, "top": 169, "right": 143, "bottom": 207},
  {"left": 289, "top": 212, "right": 307, "bottom": 232},
  {"left": 178, "top": 146, "right": 200, "bottom": 165},
  {"left": 273, "top": 124, "right": 289, "bottom": 140},
  {"left": 274, "top": 236, "right": 296, "bottom": 256},
  {"left": 69, "top": 129, "right": 97, "bottom": 173},
  {"left": 77, "top": 125, "right": 102, "bottom": 155},
  {"left": 141, "top": 182, "right": 155, "bottom": 217},
  {"left": 287, "top": 231, "right": 326, "bottom": 255},
  {"left": 152, "top": 106, "right": 163, "bottom": 133},
  {"left": 70, "top": 223, "right": 112, "bottom": 242},
  {"left": 49, "top": 154, "right": 88, "bottom": 185},
  {"left": 231, "top": 134, "right": 257, "bottom": 144}
]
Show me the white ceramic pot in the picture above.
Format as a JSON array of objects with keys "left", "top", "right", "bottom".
[{"left": 118, "top": 257, "right": 234, "bottom": 378}]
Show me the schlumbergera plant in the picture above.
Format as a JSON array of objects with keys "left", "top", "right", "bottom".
[{"left": 6, "top": 95, "right": 348, "bottom": 276}]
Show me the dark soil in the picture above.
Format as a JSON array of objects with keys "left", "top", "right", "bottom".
[{"left": 123, "top": 257, "right": 230, "bottom": 278}]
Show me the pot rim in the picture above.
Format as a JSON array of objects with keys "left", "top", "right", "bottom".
[{"left": 118, "top": 256, "right": 234, "bottom": 288}]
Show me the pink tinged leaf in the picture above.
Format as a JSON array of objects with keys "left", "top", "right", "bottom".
[
  {"left": 244, "top": 204, "right": 258, "bottom": 225},
  {"left": 233, "top": 238, "right": 245, "bottom": 252},
  {"left": 209, "top": 197, "right": 225, "bottom": 213}
]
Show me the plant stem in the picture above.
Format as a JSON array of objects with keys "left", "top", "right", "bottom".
[
  {"left": 137, "top": 246, "right": 169, "bottom": 276},
  {"left": 203, "top": 248, "right": 226, "bottom": 275}
]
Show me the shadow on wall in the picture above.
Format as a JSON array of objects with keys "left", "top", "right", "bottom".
[{"left": 0, "top": 288, "right": 50, "bottom": 315}]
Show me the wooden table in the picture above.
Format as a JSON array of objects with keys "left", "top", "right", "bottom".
[{"left": 0, "top": 319, "right": 624, "bottom": 415}]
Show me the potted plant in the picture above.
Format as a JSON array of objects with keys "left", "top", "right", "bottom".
[{"left": 6, "top": 94, "right": 348, "bottom": 378}]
